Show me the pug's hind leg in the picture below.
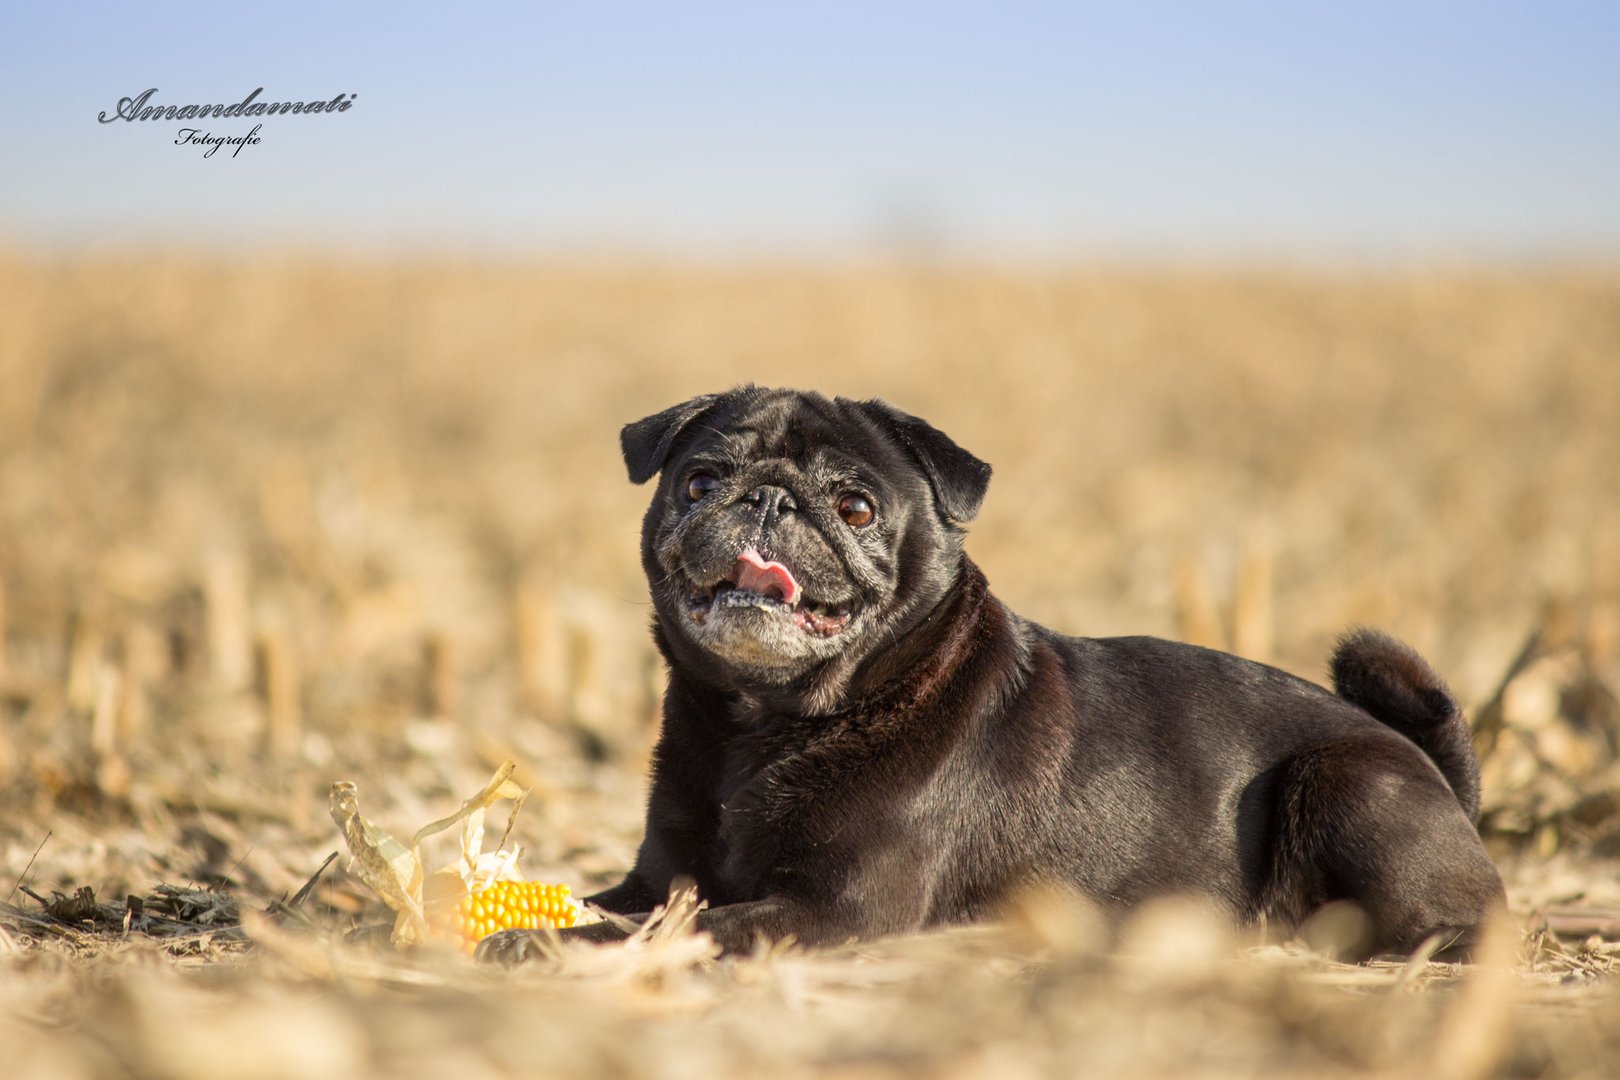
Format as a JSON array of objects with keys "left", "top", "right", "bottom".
[{"left": 1266, "top": 737, "right": 1505, "bottom": 960}]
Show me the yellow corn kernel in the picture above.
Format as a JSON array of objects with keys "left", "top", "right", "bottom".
[{"left": 427, "top": 881, "right": 578, "bottom": 954}]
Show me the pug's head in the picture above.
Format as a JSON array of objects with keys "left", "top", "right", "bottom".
[{"left": 621, "top": 387, "right": 991, "bottom": 709}]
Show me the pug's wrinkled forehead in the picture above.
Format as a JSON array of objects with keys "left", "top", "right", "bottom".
[
  {"left": 623, "top": 386, "right": 991, "bottom": 527},
  {"left": 684, "top": 393, "right": 903, "bottom": 487}
]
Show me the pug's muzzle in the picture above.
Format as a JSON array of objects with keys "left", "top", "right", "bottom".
[{"left": 679, "top": 548, "right": 855, "bottom": 637}]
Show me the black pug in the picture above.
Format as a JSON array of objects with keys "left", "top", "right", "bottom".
[{"left": 479, "top": 386, "right": 1504, "bottom": 963}]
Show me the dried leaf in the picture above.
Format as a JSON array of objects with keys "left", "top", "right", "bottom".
[{"left": 329, "top": 780, "right": 428, "bottom": 942}]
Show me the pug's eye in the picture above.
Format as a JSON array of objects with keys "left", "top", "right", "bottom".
[
  {"left": 686, "top": 473, "right": 720, "bottom": 502},
  {"left": 837, "top": 493, "right": 875, "bottom": 528}
]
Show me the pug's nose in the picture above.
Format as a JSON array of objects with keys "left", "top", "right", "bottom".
[{"left": 745, "top": 485, "right": 796, "bottom": 520}]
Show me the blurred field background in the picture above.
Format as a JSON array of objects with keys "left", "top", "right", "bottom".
[{"left": 2, "top": 247, "right": 1620, "bottom": 1077}]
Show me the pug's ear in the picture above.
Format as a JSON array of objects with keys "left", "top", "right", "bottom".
[
  {"left": 620, "top": 393, "right": 727, "bottom": 484},
  {"left": 851, "top": 399, "right": 992, "bottom": 523}
]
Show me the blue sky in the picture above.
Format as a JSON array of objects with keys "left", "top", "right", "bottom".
[{"left": 4, "top": 2, "right": 1617, "bottom": 258}]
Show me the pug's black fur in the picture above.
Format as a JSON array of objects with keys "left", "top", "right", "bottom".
[{"left": 479, "top": 386, "right": 1503, "bottom": 963}]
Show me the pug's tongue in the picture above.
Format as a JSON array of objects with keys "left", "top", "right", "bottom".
[{"left": 732, "top": 549, "right": 801, "bottom": 606}]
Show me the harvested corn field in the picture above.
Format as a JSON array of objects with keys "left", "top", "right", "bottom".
[{"left": 2, "top": 248, "right": 1619, "bottom": 1078}]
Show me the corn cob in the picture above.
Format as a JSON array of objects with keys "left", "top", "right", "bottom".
[{"left": 428, "top": 881, "right": 578, "bottom": 954}]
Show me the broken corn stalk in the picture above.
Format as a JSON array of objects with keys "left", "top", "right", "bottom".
[{"left": 330, "top": 759, "right": 587, "bottom": 951}]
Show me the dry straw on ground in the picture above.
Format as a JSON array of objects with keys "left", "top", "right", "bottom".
[{"left": 1, "top": 247, "right": 1618, "bottom": 1077}]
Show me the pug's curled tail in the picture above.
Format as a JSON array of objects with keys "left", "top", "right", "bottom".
[{"left": 1330, "top": 629, "right": 1481, "bottom": 822}]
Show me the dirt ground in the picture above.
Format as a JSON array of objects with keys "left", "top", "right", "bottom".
[{"left": 2, "top": 249, "right": 1618, "bottom": 1078}]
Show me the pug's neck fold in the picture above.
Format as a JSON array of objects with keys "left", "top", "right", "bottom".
[{"left": 827, "top": 558, "right": 998, "bottom": 717}]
